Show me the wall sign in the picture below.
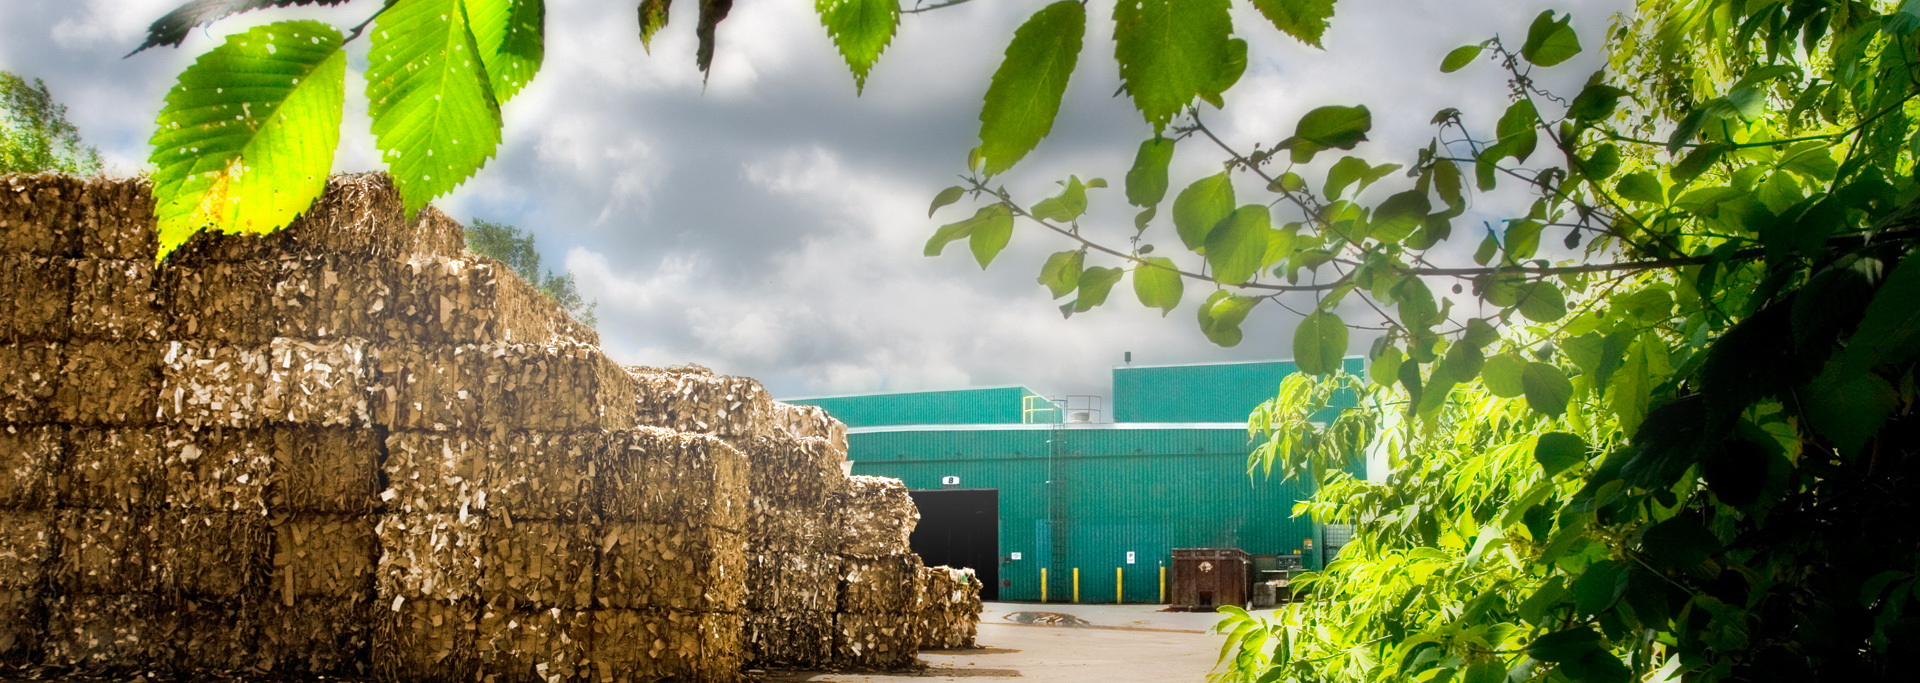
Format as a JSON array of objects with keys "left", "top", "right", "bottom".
[
  {"left": 941, "top": 475, "right": 960, "bottom": 486},
  {"left": 1126, "top": 551, "right": 1136, "bottom": 564},
  {"left": 1009, "top": 552, "right": 1022, "bottom": 561}
]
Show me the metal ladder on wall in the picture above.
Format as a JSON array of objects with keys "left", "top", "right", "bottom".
[{"left": 1047, "top": 412, "right": 1070, "bottom": 600}]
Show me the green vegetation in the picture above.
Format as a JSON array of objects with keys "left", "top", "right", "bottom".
[
  {"left": 0, "top": 71, "right": 103, "bottom": 175},
  {"left": 465, "top": 218, "right": 596, "bottom": 326}
]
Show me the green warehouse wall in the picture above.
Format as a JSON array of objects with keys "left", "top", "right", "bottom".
[
  {"left": 848, "top": 425, "right": 1323, "bottom": 603},
  {"left": 785, "top": 386, "right": 1056, "bottom": 427},
  {"left": 1113, "top": 357, "right": 1367, "bottom": 423}
]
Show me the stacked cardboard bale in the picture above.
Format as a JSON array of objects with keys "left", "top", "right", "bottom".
[
  {"left": 740, "top": 434, "right": 848, "bottom": 667},
  {"left": 832, "top": 475, "right": 925, "bottom": 669},
  {"left": 914, "top": 566, "right": 982, "bottom": 650}
]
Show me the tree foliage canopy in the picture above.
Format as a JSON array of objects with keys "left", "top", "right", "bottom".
[
  {"left": 0, "top": 71, "right": 103, "bottom": 176},
  {"left": 465, "top": 217, "right": 597, "bottom": 326}
]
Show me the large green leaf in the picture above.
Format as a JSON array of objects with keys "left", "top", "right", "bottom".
[
  {"left": 1206, "top": 205, "right": 1270, "bottom": 285},
  {"left": 969, "top": 203, "right": 1015, "bottom": 268},
  {"left": 466, "top": 0, "right": 545, "bottom": 102},
  {"left": 1126, "top": 137, "right": 1176, "bottom": 207},
  {"left": 976, "top": 1, "right": 1084, "bottom": 175},
  {"left": 1285, "top": 104, "right": 1371, "bottom": 162},
  {"left": 818, "top": 0, "right": 899, "bottom": 93},
  {"left": 1293, "top": 311, "right": 1348, "bottom": 375},
  {"left": 1173, "top": 172, "right": 1235, "bottom": 249},
  {"left": 1038, "top": 250, "right": 1085, "bottom": 298},
  {"left": 1482, "top": 353, "right": 1526, "bottom": 398},
  {"left": 1521, "top": 362, "right": 1573, "bottom": 416},
  {"left": 1440, "top": 44, "right": 1480, "bottom": 72},
  {"left": 925, "top": 204, "right": 1004, "bottom": 257},
  {"left": 1520, "top": 10, "right": 1580, "bottom": 66},
  {"left": 1134, "top": 256, "right": 1184, "bottom": 315},
  {"left": 1370, "top": 191, "right": 1428, "bottom": 244},
  {"left": 149, "top": 20, "right": 347, "bottom": 261},
  {"left": 1198, "top": 291, "right": 1256, "bottom": 346},
  {"left": 1112, "top": 0, "right": 1232, "bottom": 131},
  {"left": 1526, "top": 626, "right": 1603, "bottom": 662},
  {"left": 1031, "top": 176, "right": 1093, "bottom": 222},
  {"left": 1249, "top": 0, "right": 1337, "bottom": 48},
  {"left": 367, "top": 0, "right": 504, "bottom": 216},
  {"left": 1804, "top": 372, "right": 1897, "bottom": 455},
  {"left": 1070, "top": 266, "right": 1125, "bottom": 313},
  {"left": 1534, "top": 432, "right": 1587, "bottom": 477},
  {"left": 1818, "top": 254, "right": 1920, "bottom": 389},
  {"left": 1573, "top": 559, "right": 1627, "bottom": 615}
]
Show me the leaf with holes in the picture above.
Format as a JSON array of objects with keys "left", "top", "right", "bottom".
[
  {"left": 1249, "top": 0, "right": 1336, "bottom": 48},
  {"left": 367, "top": 0, "right": 504, "bottom": 216},
  {"left": 976, "top": 1, "right": 1084, "bottom": 175},
  {"left": 1112, "top": 0, "right": 1232, "bottom": 130},
  {"left": 149, "top": 20, "right": 347, "bottom": 261},
  {"left": 467, "top": 0, "right": 545, "bottom": 102}
]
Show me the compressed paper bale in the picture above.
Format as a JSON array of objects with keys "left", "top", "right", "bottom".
[
  {"left": 0, "top": 255, "right": 72, "bottom": 341},
  {"left": 56, "top": 509, "right": 154, "bottom": 594},
  {"left": 838, "top": 553, "right": 924, "bottom": 614},
  {"left": 599, "top": 427, "right": 746, "bottom": 531},
  {"left": 838, "top": 476, "right": 920, "bottom": 558},
  {"left": 591, "top": 610, "right": 737, "bottom": 683},
  {"left": 747, "top": 503, "right": 842, "bottom": 556},
  {"left": 62, "top": 427, "right": 163, "bottom": 509},
  {"left": 0, "top": 173, "right": 80, "bottom": 257},
  {"left": 0, "top": 424, "right": 61, "bottom": 508},
  {"left": 0, "top": 342, "right": 61, "bottom": 424},
  {"left": 744, "top": 611, "right": 835, "bottom": 667},
  {"left": 368, "top": 344, "right": 485, "bottom": 431},
  {"left": 0, "top": 510, "right": 53, "bottom": 590},
  {"left": 744, "top": 553, "right": 841, "bottom": 614},
  {"left": 162, "top": 259, "right": 276, "bottom": 345},
  {"left": 259, "top": 599, "right": 371, "bottom": 677},
  {"left": 488, "top": 430, "right": 599, "bottom": 521},
  {"left": 69, "top": 258, "right": 165, "bottom": 341},
  {"left": 152, "top": 596, "right": 257, "bottom": 674},
  {"left": 744, "top": 435, "right": 846, "bottom": 510},
  {"left": 43, "top": 592, "right": 156, "bottom": 671},
  {"left": 832, "top": 612, "right": 920, "bottom": 670},
  {"left": 160, "top": 428, "right": 271, "bottom": 514},
  {"left": 271, "top": 514, "right": 376, "bottom": 603},
  {"left": 373, "top": 597, "right": 480, "bottom": 683},
  {"left": 480, "top": 519, "right": 595, "bottom": 610},
  {"left": 915, "top": 566, "right": 981, "bottom": 650},
  {"left": 271, "top": 255, "right": 396, "bottom": 341},
  {"left": 158, "top": 341, "right": 269, "bottom": 429},
  {"left": 597, "top": 522, "right": 745, "bottom": 612},
  {"left": 693, "top": 611, "right": 746, "bottom": 681},
  {"left": 270, "top": 426, "right": 380, "bottom": 514},
  {"left": 383, "top": 431, "right": 490, "bottom": 514},
  {"left": 477, "top": 607, "right": 592, "bottom": 683},
  {"left": 0, "top": 588, "right": 39, "bottom": 667},
  {"left": 626, "top": 366, "right": 775, "bottom": 442},
  {"left": 375, "top": 513, "right": 486, "bottom": 602},
  {"left": 772, "top": 402, "right": 849, "bottom": 452},
  {"left": 76, "top": 177, "right": 156, "bottom": 259},
  {"left": 480, "top": 343, "right": 637, "bottom": 431},
  {"left": 264, "top": 336, "right": 372, "bottom": 426},
  {"left": 55, "top": 340, "right": 162, "bottom": 426},
  {"left": 152, "top": 512, "right": 268, "bottom": 598},
  {"left": 386, "top": 255, "right": 598, "bottom": 347}
]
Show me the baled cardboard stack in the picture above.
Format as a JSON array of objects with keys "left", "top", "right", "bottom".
[
  {"left": 0, "top": 171, "right": 954, "bottom": 681},
  {"left": 915, "top": 566, "right": 982, "bottom": 649}
]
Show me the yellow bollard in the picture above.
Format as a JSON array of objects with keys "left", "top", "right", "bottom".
[
  {"left": 1072, "top": 568, "right": 1080, "bottom": 603},
  {"left": 1116, "top": 567, "right": 1124, "bottom": 604},
  {"left": 1041, "top": 568, "right": 1048, "bottom": 603},
  {"left": 1159, "top": 566, "right": 1167, "bottom": 604}
]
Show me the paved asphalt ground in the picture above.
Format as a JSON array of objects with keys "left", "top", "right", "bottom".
[{"left": 761, "top": 602, "right": 1275, "bottom": 683}]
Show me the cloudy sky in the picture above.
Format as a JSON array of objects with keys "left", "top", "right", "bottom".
[{"left": 0, "top": 0, "right": 1624, "bottom": 404}]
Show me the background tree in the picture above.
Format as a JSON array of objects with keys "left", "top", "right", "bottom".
[
  {"left": 465, "top": 217, "right": 597, "bottom": 326},
  {"left": 0, "top": 71, "right": 103, "bottom": 175}
]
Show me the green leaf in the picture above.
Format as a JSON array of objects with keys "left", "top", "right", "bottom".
[
  {"left": 1671, "top": 142, "right": 1726, "bottom": 184},
  {"left": 367, "top": 0, "right": 505, "bottom": 216},
  {"left": 1173, "top": 172, "right": 1235, "bottom": 250},
  {"left": 638, "top": 0, "right": 672, "bottom": 51},
  {"left": 1133, "top": 256, "right": 1184, "bottom": 315},
  {"left": 1031, "top": 176, "right": 1091, "bottom": 222},
  {"left": 1516, "top": 281, "right": 1568, "bottom": 322},
  {"left": 1534, "top": 432, "right": 1587, "bottom": 477},
  {"left": 1198, "top": 291, "right": 1257, "bottom": 346},
  {"left": 1504, "top": 219, "right": 1541, "bottom": 260},
  {"left": 1817, "top": 254, "right": 1920, "bottom": 390},
  {"left": 925, "top": 204, "right": 999, "bottom": 257},
  {"left": 1804, "top": 372, "right": 1897, "bottom": 455},
  {"left": 1482, "top": 353, "right": 1526, "bottom": 398},
  {"left": 1126, "top": 137, "right": 1176, "bottom": 207},
  {"left": 1520, "top": 10, "right": 1581, "bottom": 67},
  {"left": 1573, "top": 559, "right": 1627, "bottom": 616},
  {"left": 133, "top": 0, "right": 351, "bottom": 54},
  {"left": 928, "top": 185, "right": 964, "bottom": 217},
  {"left": 1112, "top": 0, "right": 1232, "bottom": 130},
  {"left": 1038, "top": 250, "right": 1085, "bottom": 298},
  {"left": 1293, "top": 311, "right": 1349, "bottom": 375},
  {"left": 1072, "top": 266, "right": 1124, "bottom": 312},
  {"left": 1583, "top": 143, "right": 1621, "bottom": 180},
  {"left": 1615, "top": 171, "right": 1664, "bottom": 204},
  {"left": 1642, "top": 516, "right": 1721, "bottom": 570},
  {"left": 1433, "top": 158, "right": 1464, "bottom": 209},
  {"left": 1370, "top": 191, "right": 1429, "bottom": 244},
  {"left": 818, "top": 0, "right": 900, "bottom": 93},
  {"left": 1561, "top": 650, "right": 1632, "bottom": 683},
  {"left": 1441, "top": 44, "right": 1481, "bottom": 72},
  {"left": 1463, "top": 318, "right": 1498, "bottom": 347},
  {"left": 1567, "top": 83, "right": 1627, "bottom": 122},
  {"left": 1323, "top": 156, "right": 1398, "bottom": 199},
  {"left": 976, "top": 1, "right": 1085, "bottom": 175},
  {"left": 1295, "top": 104, "right": 1371, "bottom": 151},
  {"left": 1249, "top": 0, "right": 1336, "bottom": 48},
  {"left": 1198, "top": 38, "right": 1247, "bottom": 107},
  {"left": 969, "top": 203, "right": 1015, "bottom": 268},
  {"left": 1521, "top": 362, "right": 1573, "bottom": 416},
  {"left": 1496, "top": 99, "right": 1539, "bottom": 162},
  {"left": 1206, "top": 205, "right": 1271, "bottom": 285},
  {"left": 1369, "top": 345, "right": 1404, "bottom": 387},
  {"left": 466, "top": 0, "right": 545, "bottom": 103},
  {"left": 1526, "top": 626, "right": 1603, "bottom": 663},
  {"left": 1462, "top": 660, "right": 1505, "bottom": 683},
  {"left": 149, "top": 20, "right": 347, "bottom": 261}
]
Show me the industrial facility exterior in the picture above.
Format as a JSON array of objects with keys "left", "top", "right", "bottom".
[{"left": 785, "top": 359, "right": 1363, "bottom": 603}]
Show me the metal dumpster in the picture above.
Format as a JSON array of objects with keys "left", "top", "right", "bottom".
[{"left": 1170, "top": 548, "right": 1249, "bottom": 611}]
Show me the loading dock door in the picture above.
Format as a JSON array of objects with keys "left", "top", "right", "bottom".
[{"left": 907, "top": 489, "right": 1000, "bottom": 600}]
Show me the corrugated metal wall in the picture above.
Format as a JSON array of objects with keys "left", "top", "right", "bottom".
[
  {"left": 1112, "top": 357, "right": 1367, "bottom": 423},
  {"left": 786, "top": 386, "right": 1055, "bottom": 427},
  {"left": 849, "top": 426, "right": 1321, "bottom": 603}
]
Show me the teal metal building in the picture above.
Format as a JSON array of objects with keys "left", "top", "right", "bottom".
[{"left": 784, "top": 359, "right": 1363, "bottom": 604}]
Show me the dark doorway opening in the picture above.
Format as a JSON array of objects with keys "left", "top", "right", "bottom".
[{"left": 907, "top": 489, "right": 1000, "bottom": 601}]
